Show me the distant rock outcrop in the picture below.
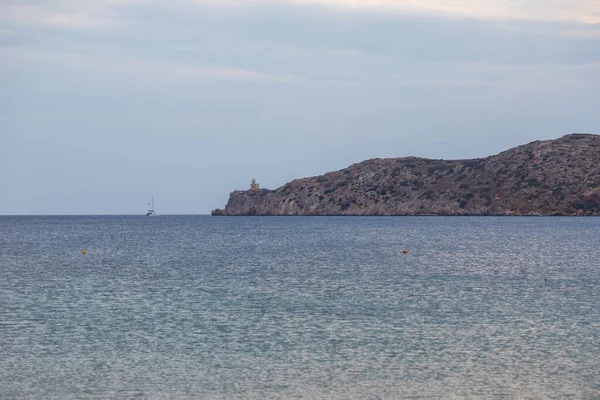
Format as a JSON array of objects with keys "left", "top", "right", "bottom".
[{"left": 212, "top": 134, "right": 600, "bottom": 216}]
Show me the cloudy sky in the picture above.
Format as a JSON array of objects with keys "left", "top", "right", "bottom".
[{"left": 1, "top": 0, "right": 599, "bottom": 214}]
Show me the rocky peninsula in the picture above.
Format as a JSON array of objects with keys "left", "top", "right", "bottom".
[{"left": 212, "top": 134, "right": 600, "bottom": 216}]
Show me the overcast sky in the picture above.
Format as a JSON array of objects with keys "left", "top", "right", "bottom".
[{"left": 1, "top": 0, "right": 599, "bottom": 214}]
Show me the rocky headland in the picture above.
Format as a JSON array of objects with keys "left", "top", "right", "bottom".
[{"left": 212, "top": 134, "right": 600, "bottom": 216}]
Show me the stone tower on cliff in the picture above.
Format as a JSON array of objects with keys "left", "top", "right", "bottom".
[{"left": 250, "top": 179, "right": 259, "bottom": 191}]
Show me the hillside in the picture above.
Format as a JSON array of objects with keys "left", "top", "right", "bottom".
[{"left": 212, "top": 134, "right": 600, "bottom": 216}]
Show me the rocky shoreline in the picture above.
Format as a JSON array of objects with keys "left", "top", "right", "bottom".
[{"left": 212, "top": 134, "right": 600, "bottom": 216}]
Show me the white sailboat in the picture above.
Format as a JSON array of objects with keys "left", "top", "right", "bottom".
[{"left": 145, "top": 194, "right": 159, "bottom": 217}]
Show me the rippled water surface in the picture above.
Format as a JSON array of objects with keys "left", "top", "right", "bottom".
[{"left": 1, "top": 216, "right": 599, "bottom": 399}]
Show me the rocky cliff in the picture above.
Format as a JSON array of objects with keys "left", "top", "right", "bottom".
[{"left": 212, "top": 134, "right": 600, "bottom": 216}]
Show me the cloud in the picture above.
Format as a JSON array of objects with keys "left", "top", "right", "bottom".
[
  {"left": 0, "top": 46, "right": 304, "bottom": 86},
  {"left": 579, "top": 13, "right": 600, "bottom": 24},
  {"left": 2, "top": 0, "right": 599, "bottom": 33},
  {"left": 562, "top": 27, "right": 600, "bottom": 38},
  {"left": 184, "top": 0, "right": 600, "bottom": 23},
  {"left": 0, "top": 0, "right": 140, "bottom": 30},
  {"left": 167, "top": 64, "right": 304, "bottom": 83},
  {"left": 3, "top": 0, "right": 597, "bottom": 97}
]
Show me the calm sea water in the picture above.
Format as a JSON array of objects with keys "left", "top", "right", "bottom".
[{"left": 1, "top": 216, "right": 599, "bottom": 399}]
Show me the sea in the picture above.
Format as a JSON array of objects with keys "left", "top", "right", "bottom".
[{"left": 1, "top": 216, "right": 599, "bottom": 399}]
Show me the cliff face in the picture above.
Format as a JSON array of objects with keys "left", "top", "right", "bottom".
[{"left": 212, "top": 134, "right": 600, "bottom": 216}]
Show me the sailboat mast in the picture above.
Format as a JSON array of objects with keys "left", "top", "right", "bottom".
[{"left": 151, "top": 194, "right": 155, "bottom": 210}]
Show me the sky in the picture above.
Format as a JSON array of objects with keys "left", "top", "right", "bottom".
[{"left": 1, "top": 0, "right": 599, "bottom": 214}]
